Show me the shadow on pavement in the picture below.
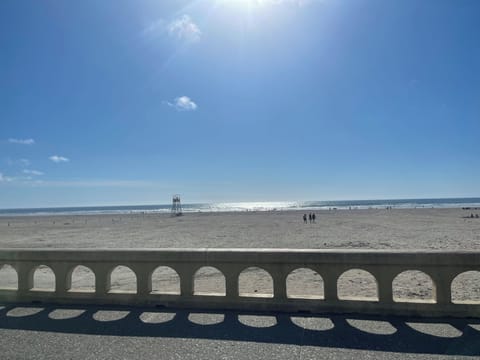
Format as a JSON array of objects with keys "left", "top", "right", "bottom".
[{"left": 0, "top": 303, "right": 479, "bottom": 356}]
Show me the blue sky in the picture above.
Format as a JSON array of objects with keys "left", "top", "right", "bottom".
[{"left": 1, "top": 0, "right": 479, "bottom": 208}]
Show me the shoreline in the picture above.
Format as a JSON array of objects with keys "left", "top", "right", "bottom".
[
  {"left": 1, "top": 197, "right": 479, "bottom": 217},
  {"left": 1, "top": 205, "right": 480, "bottom": 219}
]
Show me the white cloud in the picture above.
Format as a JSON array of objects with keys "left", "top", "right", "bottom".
[
  {"left": 23, "top": 169, "right": 44, "bottom": 176},
  {"left": 8, "top": 138, "right": 35, "bottom": 145},
  {"left": 49, "top": 155, "right": 70, "bottom": 163},
  {"left": 167, "top": 96, "right": 198, "bottom": 111},
  {"left": 167, "top": 15, "right": 201, "bottom": 42}
]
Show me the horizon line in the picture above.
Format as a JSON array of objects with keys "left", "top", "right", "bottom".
[{"left": 1, "top": 196, "right": 479, "bottom": 211}]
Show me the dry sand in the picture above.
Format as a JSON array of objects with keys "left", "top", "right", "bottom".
[
  {"left": 1, "top": 208, "right": 479, "bottom": 250},
  {"left": 1, "top": 208, "right": 479, "bottom": 302}
]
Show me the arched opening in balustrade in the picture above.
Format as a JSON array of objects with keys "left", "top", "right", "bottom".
[
  {"left": 337, "top": 269, "right": 378, "bottom": 301},
  {"left": 194, "top": 266, "right": 226, "bottom": 296},
  {"left": 68, "top": 265, "right": 95, "bottom": 293},
  {"left": 239, "top": 267, "right": 273, "bottom": 298},
  {"left": 392, "top": 270, "right": 435, "bottom": 303},
  {"left": 0, "top": 264, "right": 18, "bottom": 290},
  {"left": 109, "top": 265, "right": 137, "bottom": 294},
  {"left": 151, "top": 266, "right": 180, "bottom": 295},
  {"left": 451, "top": 271, "right": 480, "bottom": 304},
  {"left": 286, "top": 268, "right": 324, "bottom": 299},
  {"left": 32, "top": 265, "right": 56, "bottom": 292}
]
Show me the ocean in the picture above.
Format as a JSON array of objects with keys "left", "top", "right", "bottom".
[{"left": 0, "top": 197, "right": 479, "bottom": 216}]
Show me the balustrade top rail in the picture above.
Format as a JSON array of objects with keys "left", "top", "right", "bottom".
[{"left": 1, "top": 248, "right": 480, "bottom": 266}]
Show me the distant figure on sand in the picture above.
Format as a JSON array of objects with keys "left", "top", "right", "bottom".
[
  {"left": 312, "top": 213, "right": 316, "bottom": 223},
  {"left": 303, "top": 214, "right": 307, "bottom": 224},
  {"left": 308, "top": 213, "right": 312, "bottom": 223}
]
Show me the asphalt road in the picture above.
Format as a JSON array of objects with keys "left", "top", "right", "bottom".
[{"left": 0, "top": 304, "right": 479, "bottom": 360}]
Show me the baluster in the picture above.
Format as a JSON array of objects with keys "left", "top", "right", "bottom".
[
  {"left": 16, "top": 262, "right": 34, "bottom": 295},
  {"left": 321, "top": 267, "right": 342, "bottom": 302},
  {"left": 222, "top": 265, "right": 241, "bottom": 300},
  {"left": 431, "top": 269, "right": 454, "bottom": 305},
  {"left": 375, "top": 268, "right": 396, "bottom": 304},
  {"left": 271, "top": 266, "right": 288, "bottom": 301},
  {"left": 134, "top": 265, "right": 153, "bottom": 296},
  {"left": 176, "top": 264, "right": 195, "bottom": 297},
  {"left": 94, "top": 264, "right": 111, "bottom": 296},
  {"left": 51, "top": 263, "right": 69, "bottom": 295}
]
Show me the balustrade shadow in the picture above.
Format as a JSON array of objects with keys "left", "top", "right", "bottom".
[{"left": 0, "top": 304, "right": 479, "bottom": 356}]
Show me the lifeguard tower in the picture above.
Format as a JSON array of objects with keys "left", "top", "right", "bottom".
[{"left": 171, "top": 194, "right": 183, "bottom": 216}]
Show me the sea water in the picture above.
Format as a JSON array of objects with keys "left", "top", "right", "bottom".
[{"left": 1, "top": 198, "right": 479, "bottom": 216}]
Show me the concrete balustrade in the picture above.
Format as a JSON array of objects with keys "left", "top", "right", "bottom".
[{"left": 0, "top": 248, "right": 479, "bottom": 317}]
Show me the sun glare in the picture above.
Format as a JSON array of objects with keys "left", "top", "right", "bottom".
[{"left": 217, "top": 0, "right": 285, "bottom": 8}]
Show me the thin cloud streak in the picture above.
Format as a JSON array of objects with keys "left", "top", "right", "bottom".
[
  {"left": 0, "top": 177, "right": 160, "bottom": 188},
  {"left": 20, "top": 159, "right": 31, "bottom": 166},
  {"left": 8, "top": 138, "right": 35, "bottom": 145},
  {"left": 6, "top": 158, "right": 31, "bottom": 167},
  {"left": 28, "top": 179, "right": 162, "bottom": 188},
  {"left": 23, "top": 169, "right": 44, "bottom": 176},
  {"left": 0, "top": 174, "right": 28, "bottom": 183},
  {"left": 167, "top": 15, "right": 201, "bottom": 42},
  {"left": 49, "top": 155, "right": 70, "bottom": 163},
  {"left": 143, "top": 14, "right": 201, "bottom": 43},
  {"left": 143, "top": 19, "right": 166, "bottom": 36}
]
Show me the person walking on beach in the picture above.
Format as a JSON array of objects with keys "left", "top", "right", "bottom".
[
  {"left": 303, "top": 214, "right": 307, "bottom": 224},
  {"left": 312, "top": 213, "right": 316, "bottom": 223},
  {"left": 308, "top": 213, "right": 312, "bottom": 223}
]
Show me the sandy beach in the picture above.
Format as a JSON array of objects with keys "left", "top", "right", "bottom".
[
  {"left": 1, "top": 208, "right": 479, "bottom": 302},
  {"left": 1, "top": 208, "right": 479, "bottom": 250}
]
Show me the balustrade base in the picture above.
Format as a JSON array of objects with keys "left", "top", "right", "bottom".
[{"left": 1, "top": 291, "right": 479, "bottom": 318}]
